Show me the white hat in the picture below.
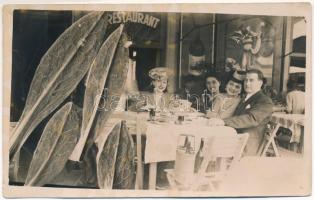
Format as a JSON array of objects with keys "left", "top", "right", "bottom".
[{"left": 149, "top": 67, "right": 168, "bottom": 80}]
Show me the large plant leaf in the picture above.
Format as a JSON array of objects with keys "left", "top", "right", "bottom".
[
  {"left": 9, "top": 12, "right": 108, "bottom": 158},
  {"left": 69, "top": 25, "right": 124, "bottom": 161},
  {"left": 96, "top": 122, "right": 121, "bottom": 189},
  {"left": 92, "top": 33, "right": 130, "bottom": 144},
  {"left": 113, "top": 120, "right": 135, "bottom": 189},
  {"left": 25, "top": 102, "right": 81, "bottom": 186}
]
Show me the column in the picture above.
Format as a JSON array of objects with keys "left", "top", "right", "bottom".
[{"left": 164, "top": 13, "right": 180, "bottom": 93}]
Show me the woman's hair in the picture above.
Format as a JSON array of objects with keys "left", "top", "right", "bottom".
[
  {"left": 204, "top": 73, "right": 222, "bottom": 93},
  {"left": 229, "top": 76, "right": 243, "bottom": 85},
  {"left": 287, "top": 78, "right": 302, "bottom": 91},
  {"left": 205, "top": 73, "right": 221, "bottom": 83},
  {"left": 227, "top": 78, "right": 244, "bottom": 95}
]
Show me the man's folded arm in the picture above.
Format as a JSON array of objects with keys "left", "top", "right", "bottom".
[{"left": 223, "top": 100, "right": 273, "bottom": 129}]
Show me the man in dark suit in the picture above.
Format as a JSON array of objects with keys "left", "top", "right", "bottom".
[{"left": 208, "top": 68, "right": 273, "bottom": 155}]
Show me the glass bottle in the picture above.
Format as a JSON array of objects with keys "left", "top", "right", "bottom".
[{"left": 194, "top": 138, "right": 204, "bottom": 173}]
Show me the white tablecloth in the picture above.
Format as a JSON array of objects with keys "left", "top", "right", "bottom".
[
  {"left": 95, "top": 111, "right": 237, "bottom": 163},
  {"left": 144, "top": 123, "right": 237, "bottom": 163}
]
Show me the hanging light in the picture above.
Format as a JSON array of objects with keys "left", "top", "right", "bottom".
[{"left": 125, "top": 49, "right": 140, "bottom": 94}]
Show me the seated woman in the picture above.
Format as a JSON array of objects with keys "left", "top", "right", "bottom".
[
  {"left": 200, "top": 73, "right": 221, "bottom": 113},
  {"left": 128, "top": 67, "right": 183, "bottom": 187},
  {"left": 128, "top": 67, "right": 173, "bottom": 113},
  {"left": 285, "top": 78, "right": 305, "bottom": 114},
  {"left": 179, "top": 74, "right": 206, "bottom": 111},
  {"left": 205, "top": 71, "right": 244, "bottom": 119}
]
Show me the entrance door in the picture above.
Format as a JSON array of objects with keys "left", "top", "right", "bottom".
[{"left": 131, "top": 47, "right": 158, "bottom": 91}]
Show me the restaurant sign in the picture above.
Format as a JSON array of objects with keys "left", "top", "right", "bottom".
[
  {"left": 108, "top": 12, "right": 160, "bottom": 29},
  {"left": 106, "top": 12, "right": 164, "bottom": 48}
]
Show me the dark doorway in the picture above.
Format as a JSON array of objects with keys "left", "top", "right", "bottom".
[
  {"left": 10, "top": 10, "right": 73, "bottom": 165},
  {"left": 11, "top": 10, "right": 72, "bottom": 122},
  {"left": 131, "top": 48, "right": 158, "bottom": 91}
]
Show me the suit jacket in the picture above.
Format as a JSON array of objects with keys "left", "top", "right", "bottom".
[{"left": 223, "top": 90, "right": 273, "bottom": 156}]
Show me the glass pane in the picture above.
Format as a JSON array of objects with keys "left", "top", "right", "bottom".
[
  {"left": 181, "top": 13, "right": 215, "bottom": 77},
  {"left": 216, "top": 14, "right": 278, "bottom": 85},
  {"left": 290, "top": 56, "right": 306, "bottom": 68}
]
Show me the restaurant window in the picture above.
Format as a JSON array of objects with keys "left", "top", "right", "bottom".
[
  {"left": 280, "top": 17, "right": 306, "bottom": 94},
  {"left": 178, "top": 13, "right": 215, "bottom": 90},
  {"left": 286, "top": 17, "right": 306, "bottom": 92},
  {"left": 214, "top": 14, "right": 280, "bottom": 88},
  {"left": 179, "top": 14, "right": 215, "bottom": 77}
]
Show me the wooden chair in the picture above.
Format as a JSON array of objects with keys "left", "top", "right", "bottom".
[
  {"left": 165, "top": 133, "right": 249, "bottom": 191},
  {"left": 257, "top": 123, "right": 280, "bottom": 157},
  {"left": 134, "top": 113, "right": 144, "bottom": 189}
]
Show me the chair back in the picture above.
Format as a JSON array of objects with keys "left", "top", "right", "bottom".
[
  {"left": 198, "top": 133, "right": 249, "bottom": 175},
  {"left": 165, "top": 133, "right": 249, "bottom": 191}
]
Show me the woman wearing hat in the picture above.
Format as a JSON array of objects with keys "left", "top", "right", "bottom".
[
  {"left": 146, "top": 67, "right": 171, "bottom": 112},
  {"left": 127, "top": 67, "right": 176, "bottom": 186},
  {"left": 128, "top": 67, "right": 173, "bottom": 112},
  {"left": 206, "top": 71, "right": 245, "bottom": 119}
]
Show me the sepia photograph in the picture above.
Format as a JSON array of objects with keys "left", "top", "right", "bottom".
[{"left": 1, "top": 2, "right": 312, "bottom": 198}]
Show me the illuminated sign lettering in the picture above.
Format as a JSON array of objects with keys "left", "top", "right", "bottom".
[{"left": 108, "top": 12, "right": 160, "bottom": 29}]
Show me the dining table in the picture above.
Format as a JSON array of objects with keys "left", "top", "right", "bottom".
[
  {"left": 271, "top": 113, "right": 304, "bottom": 142},
  {"left": 258, "top": 112, "right": 305, "bottom": 156},
  {"left": 102, "top": 111, "right": 237, "bottom": 190},
  {"left": 271, "top": 112, "right": 305, "bottom": 153}
]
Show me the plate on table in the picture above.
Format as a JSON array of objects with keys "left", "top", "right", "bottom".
[
  {"left": 176, "top": 111, "right": 205, "bottom": 119},
  {"left": 147, "top": 115, "right": 172, "bottom": 124},
  {"left": 139, "top": 105, "right": 155, "bottom": 112},
  {"left": 157, "top": 114, "right": 173, "bottom": 123}
]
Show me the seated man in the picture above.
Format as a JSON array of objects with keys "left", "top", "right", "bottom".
[{"left": 208, "top": 68, "right": 274, "bottom": 156}]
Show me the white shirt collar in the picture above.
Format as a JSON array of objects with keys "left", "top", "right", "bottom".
[{"left": 244, "top": 90, "right": 260, "bottom": 102}]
